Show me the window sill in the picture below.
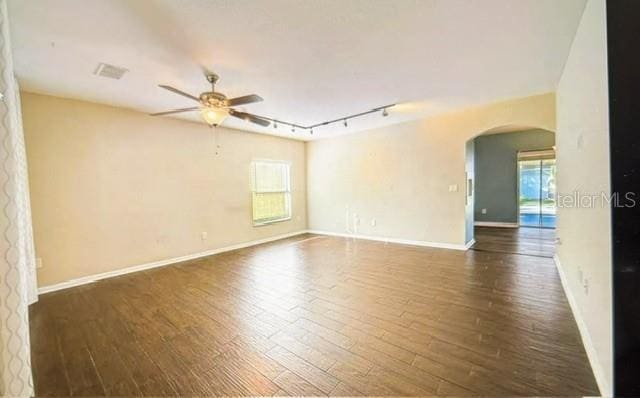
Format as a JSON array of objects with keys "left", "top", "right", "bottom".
[{"left": 253, "top": 217, "right": 292, "bottom": 227}]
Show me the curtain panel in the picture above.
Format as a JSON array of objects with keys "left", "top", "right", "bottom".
[{"left": 0, "top": 0, "right": 37, "bottom": 395}]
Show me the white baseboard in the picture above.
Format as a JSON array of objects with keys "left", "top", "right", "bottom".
[
  {"left": 307, "top": 229, "right": 468, "bottom": 251},
  {"left": 474, "top": 221, "right": 519, "bottom": 228},
  {"left": 38, "top": 228, "right": 468, "bottom": 294},
  {"left": 553, "top": 254, "right": 610, "bottom": 396},
  {"left": 38, "top": 230, "right": 308, "bottom": 295},
  {"left": 465, "top": 238, "right": 476, "bottom": 249}
]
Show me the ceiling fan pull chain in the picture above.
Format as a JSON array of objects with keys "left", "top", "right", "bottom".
[{"left": 213, "top": 126, "right": 221, "bottom": 156}]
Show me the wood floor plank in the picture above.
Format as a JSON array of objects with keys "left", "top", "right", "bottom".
[
  {"left": 46, "top": 293, "right": 106, "bottom": 396},
  {"left": 266, "top": 345, "right": 339, "bottom": 394},
  {"left": 273, "top": 370, "right": 324, "bottom": 396},
  {"left": 298, "top": 332, "right": 374, "bottom": 375},
  {"left": 329, "top": 381, "right": 365, "bottom": 396},
  {"left": 326, "top": 362, "right": 396, "bottom": 396},
  {"left": 207, "top": 349, "right": 280, "bottom": 396},
  {"left": 28, "top": 301, "right": 72, "bottom": 397},
  {"left": 349, "top": 343, "right": 440, "bottom": 392},
  {"left": 221, "top": 337, "right": 286, "bottom": 380},
  {"left": 270, "top": 331, "right": 336, "bottom": 371}
]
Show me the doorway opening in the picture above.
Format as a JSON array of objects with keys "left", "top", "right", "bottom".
[
  {"left": 517, "top": 149, "right": 556, "bottom": 228},
  {"left": 464, "top": 126, "right": 556, "bottom": 246}
]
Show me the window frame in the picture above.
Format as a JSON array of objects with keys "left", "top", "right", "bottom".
[{"left": 250, "top": 159, "right": 292, "bottom": 226}]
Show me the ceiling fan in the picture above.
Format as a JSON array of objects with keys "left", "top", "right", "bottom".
[{"left": 151, "top": 72, "right": 270, "bottom": 128}]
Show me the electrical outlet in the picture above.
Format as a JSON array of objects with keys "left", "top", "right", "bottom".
[
  {"left": 371, "top": 219, "right": 377, "bottom": 227},
  {"left": 36, "top": 257, "right": 43, "bottom": 269},
  {"left": 448, "top": 184, "right": 459, "bottom": 192},
  {"left": 201, "top": 232, "right": 208, "bottom": 240},
  {"left": 481, "top": 208, "right": 487, "bottom": 214}
]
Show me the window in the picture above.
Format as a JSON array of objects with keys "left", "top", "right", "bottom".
[{"left": 251, "top": 160, "right": 291, "bottom": 225}]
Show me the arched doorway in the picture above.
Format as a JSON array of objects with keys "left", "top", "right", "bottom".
[{"left": 464, "top": 124, "right": 556, "bottom": 252}]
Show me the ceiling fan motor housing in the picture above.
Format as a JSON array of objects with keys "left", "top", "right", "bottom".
[{"left": 199, "top": 91, "right": 227, "bottom": 107}]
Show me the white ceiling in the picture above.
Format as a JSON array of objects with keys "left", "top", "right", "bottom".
[{"left": 8, "top": 0, "right": 586, "bottom": 141}]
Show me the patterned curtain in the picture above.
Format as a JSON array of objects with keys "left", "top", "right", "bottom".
[
  {"left": 0, "top": 0, "right": 36, "bottom": 395},
  {"left": 13, "top": 85, "right": 37, "bottom": 306}
]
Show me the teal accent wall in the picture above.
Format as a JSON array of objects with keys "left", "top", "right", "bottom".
[{"left": 473, "top": 129, "right": 555, "bottom": 223}]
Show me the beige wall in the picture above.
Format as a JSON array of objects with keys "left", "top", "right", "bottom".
[
  {"left": 556, "top": 0, "right": 611, "bottom": 393},
  {"left": 306, "top": 93, "right": 555, "bottom": 246},
  {"left": 22, "top": 92, "right": 307, "bottom": 287}
]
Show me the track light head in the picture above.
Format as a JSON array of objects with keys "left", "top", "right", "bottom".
[
  {"left": 310, "top": 128, "right": 314, "bottom": 135},
  {"left": 274, "top": 121, "right": 278, "bottom": 129},
  {"left": 382, "top": 108, "right": 389, "bottom": 117},
  {"left": 344, "top": 119, "right": 348, "bottom": 127}
]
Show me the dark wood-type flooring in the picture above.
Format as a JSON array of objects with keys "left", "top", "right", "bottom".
[
  {"left": 30, "top": 232, "right": 598, "bottom": 396},
  {"left": 471, "top": 226, "right": 556, "bottom": 258}
]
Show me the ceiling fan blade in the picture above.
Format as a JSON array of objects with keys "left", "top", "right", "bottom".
[
  {"left": 229, "top": 110, "right": 271, "bottom": 127},
  {"left": 158, "top": 85, "right": 200, "bottom": 102},
  {"left": 226, "top": 94, "right": 263, "bottom": 107},
  {"left": 150, "top": 107, "right": 200, "bottom": 116}
]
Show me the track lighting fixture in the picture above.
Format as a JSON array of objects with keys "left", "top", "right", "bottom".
[{"left": 230, "top": 104, "right": 394, "bottom": 135}]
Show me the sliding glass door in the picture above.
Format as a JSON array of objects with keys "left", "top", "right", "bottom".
[{"left": 518, "top": 151, "right": 556, "bottom": 228}]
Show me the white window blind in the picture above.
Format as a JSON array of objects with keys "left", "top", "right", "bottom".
[{"left": 251, "top": 160, "right": 291, "bottom": 224}]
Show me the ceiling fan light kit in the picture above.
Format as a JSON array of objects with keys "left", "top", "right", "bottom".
[
  {"left": 200, "top": 107, "right": 229, "bottom": 127},
  {"left": 151, "top": 71, "right": 394, "bottom": 135}
]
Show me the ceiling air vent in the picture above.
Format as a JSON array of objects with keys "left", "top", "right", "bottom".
[{"left": 93, "top": 63, "right": 128, "bottom": 80}]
